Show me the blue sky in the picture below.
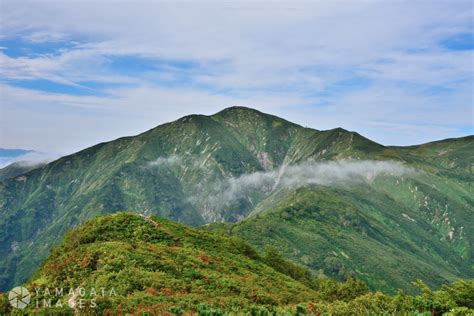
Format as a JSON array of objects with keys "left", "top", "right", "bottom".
[{"left": 0, "top": 0, "right": 473, "bottom": 160}]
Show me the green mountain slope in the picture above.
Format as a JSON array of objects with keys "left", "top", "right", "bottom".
[
  {"left": 16, "top": 212, "right": 318, "bottom": 314},
  {"left": 224, "top": 136, "right": 473, "bottom": 293},
  {"left": 2, "top": 212, "right": 472, "bottom": 315},
  {"left": 0, "top": 106, "right": 472, "bottom": 294},
  {"left": 0, "top": 161, "right": 47, "bottom": 181},
  {"left": 229, "top": 177, "right": 472, "bottom": 293}
]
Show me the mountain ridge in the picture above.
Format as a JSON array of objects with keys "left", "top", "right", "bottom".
[{"left": 0, "top": 106, "right": 472, "bottom": 293}]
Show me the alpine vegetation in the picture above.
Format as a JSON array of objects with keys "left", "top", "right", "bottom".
[{"left": 0, "top": 107, "right": 472, "bottom": 295}]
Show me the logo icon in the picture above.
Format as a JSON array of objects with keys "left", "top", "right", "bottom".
[{"left": 8, "top": 286, "right": 30, "bottom": 309}]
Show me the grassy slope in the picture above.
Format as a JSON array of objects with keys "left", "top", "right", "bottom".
[
  {"left": 0, "top": 112, "right": 268, "bottom": 290},
  {"left": 228, "top": 136, "right": 473, "bottom": 293},
  {"left": 230, "top": 180, "right": 473, "bottom": 293},
  {"left": 1, "top": 213, "right": 321, "bottom": 314},
  {"left": 2, "top": 212, "right": 473, "bottom": 315},
  {"left": 0, "top": 107, "right": 472, "bottom": 294}
]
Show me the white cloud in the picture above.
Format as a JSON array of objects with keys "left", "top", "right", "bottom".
[
  {"left": 0, "top": 0, "right": 472, "bottom": 151},
  {"left": 0, "top": 151, "right": 57, "bottom": 168},
  {"left": 193, "top": 159, "right": 414, "bottom": 217},
  {"left": 0, "top": 83, "right": 311, "bottom": 152},
  {"left": 147, "top": 155, "right": 182, "bottom": 168},
  {"left": 22, "top": 31, "right": 69, "bottom": 43}
]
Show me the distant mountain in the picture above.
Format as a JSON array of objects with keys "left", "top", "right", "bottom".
[
  {"left": 0, "top": 107, "right": 472, "bottom": 293},
  {"left": 1, "top": 212, "right": 471, "bottom": 314},
  {"left": 0, "top": 148, "right": 33, "bottom": 158},
  {"left": 0, "top": 148, "right": 34, "bottom": 167}
]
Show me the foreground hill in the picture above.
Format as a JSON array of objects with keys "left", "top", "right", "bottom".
[
  {"left": 1, "top": 213, "right": 472, "bottom": 315},
  {"left": 0, "top": 107, "right": 472, "bottom": 293}
]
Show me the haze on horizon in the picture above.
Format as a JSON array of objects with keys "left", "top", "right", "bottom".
[{"left": 0, "top": 0, "right": 473, "bottom": 160}]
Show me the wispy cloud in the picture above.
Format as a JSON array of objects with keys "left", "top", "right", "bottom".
[
  {"left": 0, "top": 0, "right": 472, "bottom": 152},
  {"left": 0, "top": 150, "right": 57, "bottom": 168},
  {"left": 146, "top": 155, "right": 182, "bottom": 168},
  {"left": 186, "top": 159, "right": 414, "bottom": 221},
  {"left": 22, "top": 31, "right": 69, "bottom": 44}
]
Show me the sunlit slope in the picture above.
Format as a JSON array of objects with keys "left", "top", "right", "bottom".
[
  {"left": 2, "top": 212, "right": 323, "bottom": 314},
  {"left": 227, "top": 136, "right": 473, "bottom": 293},
  {"left": 0, "top": 107, "right": 385, "bottom": 291},
  {"left": 0, "top": 106, "right": 472, "bottom": 294},
  {"left": 230, "top": 171, "right": 473, "bottom": 293},
  {"left": 3, "top": 212, "right": 473, "bottom": 315}
]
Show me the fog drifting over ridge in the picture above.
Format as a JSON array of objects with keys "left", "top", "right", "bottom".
[
  {"left": 148, "top": 157, "right": 415, "bottom": 210},
  {"left": 0, "top": 151, "right": 57, "bottom": 169},
  {"left": 207, "top": 160, "right": 415, "bottom": 207}
]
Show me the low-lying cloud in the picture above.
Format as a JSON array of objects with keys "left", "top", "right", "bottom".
[
  {"left": 147, "top": 156, "right": 415, "bottom": 218},
  {"left": 146, "top": 155, "right": 182, "bottom": 168},
  {"left": 202, "top": 160, "right": 414, "bottom": 208},
  {"left": 0, "top": 151, "right": 56, "bottom": 169}
]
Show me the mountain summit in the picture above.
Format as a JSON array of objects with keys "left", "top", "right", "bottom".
[{"left": 0, "top": 107, "right": 472, "bottom": 292}]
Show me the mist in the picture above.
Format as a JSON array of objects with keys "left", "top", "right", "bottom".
[
  {"left": 146, "top": 156, "right": 415, "bottom": 211},
  {"left": 0, "top": 151, "right": 56, "bottom": 169},
  {"left": 203, "top": 160, "right": 414, "bottom": 208},
  {"left": 146, "top": 155, "right": 182, "bottom": 167}
]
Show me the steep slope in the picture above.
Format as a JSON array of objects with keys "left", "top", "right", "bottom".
[
  {"left": 229, "top": 174, "right": 473, "bottom": 293},
  {"left": 223, "top": 136, "right": 474, "bottom": 293},
  {"left": 0, "top": 112, "right": 264, "bottom": 290},
  {"left": 0, "top": 107, "right": 377, "bottom": 291},
  {"left": 0, "top": 106, "right": 472, "bottom": 294},
  {"left": 211, "top": 107, "right": 302, "bottom": 169}
]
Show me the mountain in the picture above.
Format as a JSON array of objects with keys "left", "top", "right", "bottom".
[
  {"left": 0, "top": 106, "right": 472, "bottom": 293},
  {"left": 1, "top": 212, "right": 472, "bottom": 314},
  {"left": 0, "top": 148, "right": 33, "bottom": 158}
]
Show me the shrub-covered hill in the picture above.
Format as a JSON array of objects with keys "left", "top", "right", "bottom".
[
  {"left": 1, "top": 212, "right": 318, "bottom": 314},
  {"left": 1, "top": 212, "right": 473, "bottom": 315}
]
